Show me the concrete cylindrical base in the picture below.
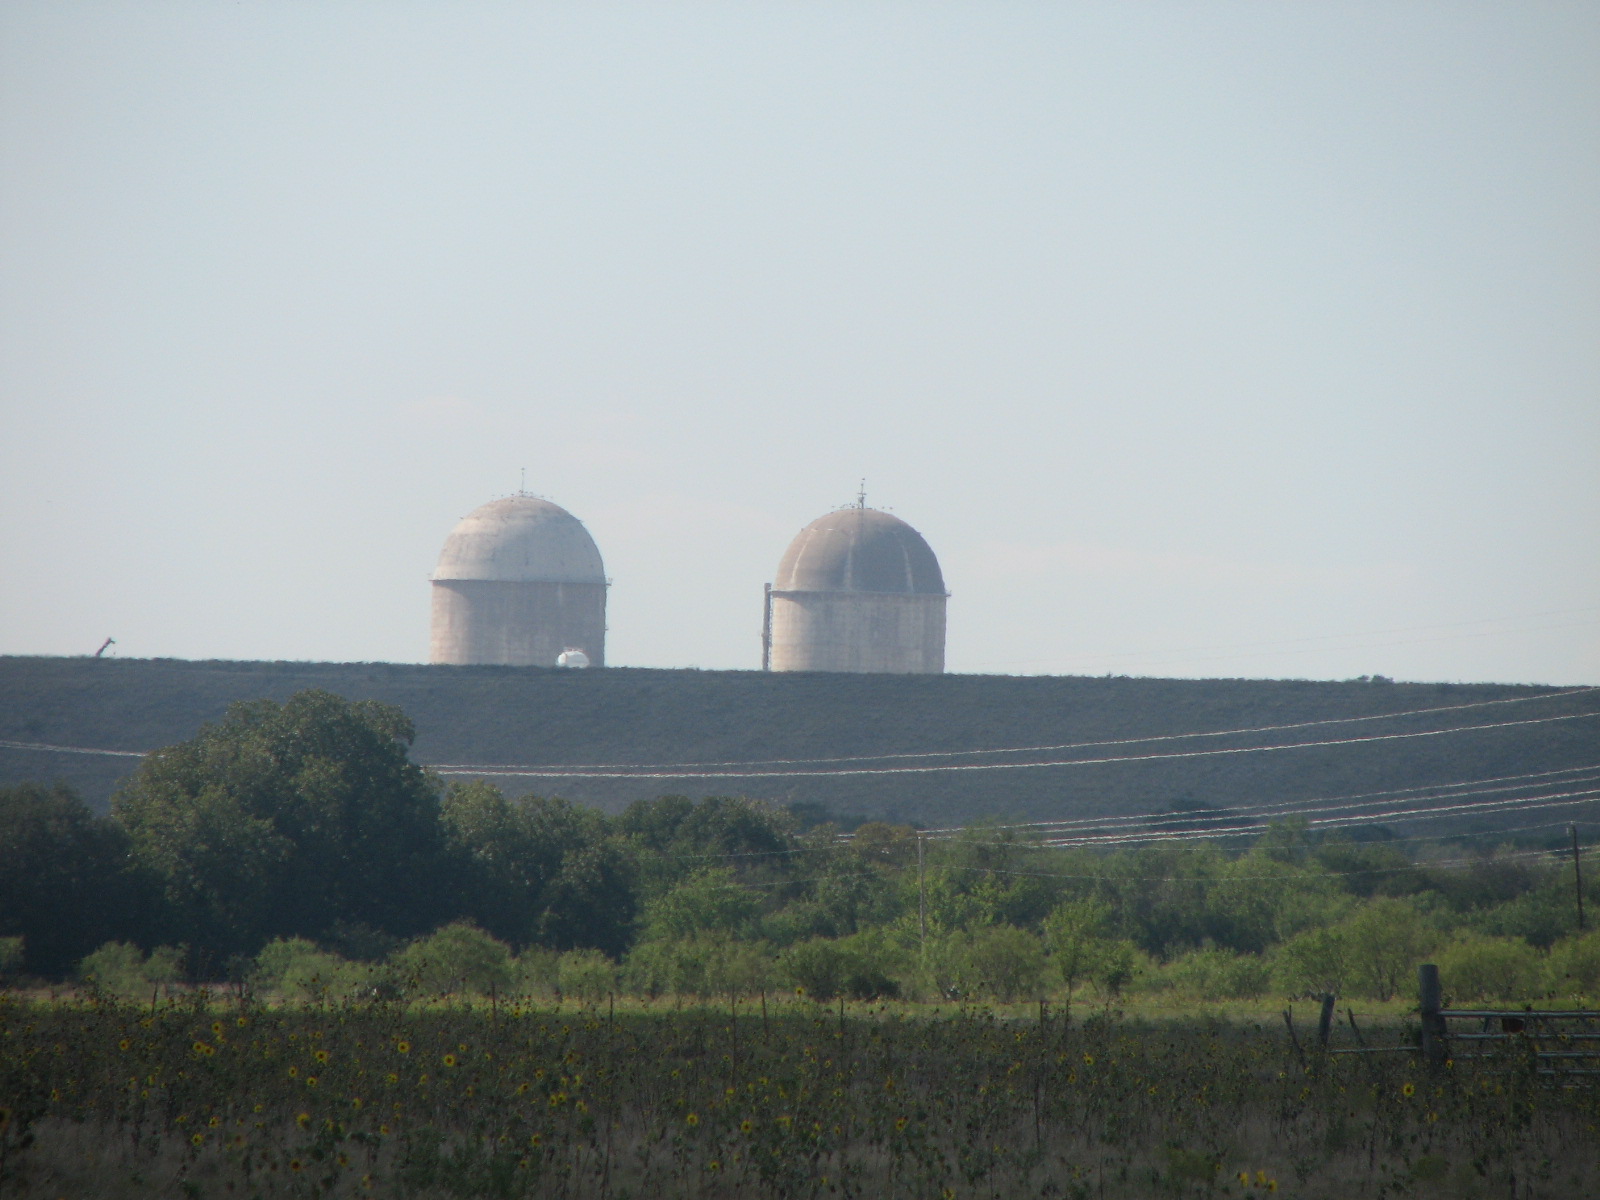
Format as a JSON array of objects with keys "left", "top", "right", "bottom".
[
  {"left": 429, "top": 580, "right": 607, "bottom": 667},
  {"left": 769, "top": 591, "right": 945, "bottom": 674}
]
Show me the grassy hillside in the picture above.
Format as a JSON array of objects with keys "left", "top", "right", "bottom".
[{"left": 1, "top": 655, "right": 1595, "bottom": 830}]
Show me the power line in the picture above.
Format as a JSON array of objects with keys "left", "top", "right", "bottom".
[
  {"left": 997, "top": 771, "right": 1600, "bottom": 834},
  {"left": 426, "top": 686, "right": 1598, "bottom": 774},
  {"left": 6, "top": 687, "right": 1591, "bottom": 775},
  {"left": 916, "top": 763, "right": 1600, "bottom": 837},
  {"left": 432, "top": 709, "right": 1600, "bottom": 780},
  {"left": 940, "top": 845, "right": 1580, "bottom": 885},
  {"left": 948, "top": 815, "right": 1600, "bottom": 856},
  {"left": 905, "top": 776, "right": 1600, "bottom": 850},
  {"left": 0, "top": 737, "right": 144, "bottom": 758},
  {"left": 1035, "top": 788, "right": 1600, "bottom": 850}
]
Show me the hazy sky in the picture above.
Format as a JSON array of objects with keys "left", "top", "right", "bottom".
[{"left": 2, "top": 2, "right": 1596, "bottom": 684}]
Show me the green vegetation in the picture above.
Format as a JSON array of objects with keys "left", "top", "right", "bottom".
[{"left": 1, "top": 688, "right": 1596, "bottom": 1013}]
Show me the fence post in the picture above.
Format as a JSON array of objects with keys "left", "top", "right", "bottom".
[
  {"left": 1317, "top": 994, "right": 1335, "bottom": 1050},
  {"left": 1418, "top": 964, "right": 1447, "bottom": 1070},
  {"left": 1282, "top": 1007, "right": 1304, "bottom": 1061}
]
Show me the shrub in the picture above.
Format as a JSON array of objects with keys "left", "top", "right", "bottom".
[
  {"left": 1272, "top": 926, "right": 1352, "bottom": 997},
  {"left": 557, "top": 949, "right": 617, "bottom": 1004},
  {"left": 77, "top": 941, "right": 183, "bottom": 998},
  {"left": 1435, "top": 934, "right": 1543, "bottom": 1002},
  {"left": 621, "top": 939, "right": 677, "bottom": 1000},
  {"left": 393, "top": 922, "right": 513, "bottom": 995},
  {"left": 513, "top": 946, "right": 562, "bottom": 998},
  {"left": 964, "top": 924, "right": 1046, "bottom": 1003},
  {"left": 1547, "top": 930, "right": 1600, "bottom": 999},
  {"left": 251, "top": 937, "right": 369, "bottom": 1002},
  {"left": 1090, "top": 939, "right": 1143, "bottom": 1000},
  {"left": 781, "top": 937, "right": 896, "bottom": 1002},
  {"left": 1043, "top": 899, "right": 1113, "bottom": 999},
  {"left": 1337, "top": 899, "right": 1436, "bottom": 1000},
  {"left": 1157, "top": 947, "right": 1271, "bottom": 1001}
]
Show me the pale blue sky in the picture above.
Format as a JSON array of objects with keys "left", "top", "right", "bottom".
[{"left": 2, "top": 2, "right": 1596, "bottom": 683}]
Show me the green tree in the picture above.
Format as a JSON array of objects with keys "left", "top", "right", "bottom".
[
  {"left": 964, "top": 924, "right": 1046, "bottom": 1003},
  {"left": 620, "top": 795, "right": 796, "bottom": 895},
  {"left": 1043, "top": 899, "right": 1113, "bottom": 1015},
  {"left": 1474, "top": 875, "right": 1587, "bottom": 948},
  {"left": 1339, "top": 899, "right": 1436, "bottom": 1000},
  {"left": 442, "top": 782, "right": 635, "bottom": 956},
  {"left": 556, "top": 949, "right": 617, "bottom": 1004},
  {"left": 1435, "top": 933, "right": 1542, "bottom": 1002},
  {"left": 1313, "top": 834, "right": 1421, "bottom": 898},
  {"left": 1547, "top": 929, "right": 1600, "bottom": 998},
  {"left": 643, "top": 867, "right": 759, "bottom": 940},
  {"left": 77, "top": 941, "right": 183, "bottom": 999},
  {"left": 812, "top": 852, "right": 898, "bottom": 937},
  {"left": 1097, "top": 841, "right": 1227, "bottom": 956},
  {"left": 622, "top": 935, "right": 773, "bottom": 1002},
  {"left": 251, "top": 937, "right": 369, "bottom": 1003},
  {"left": 393, "top": 922, "right": 513, "bottom": 995},
  {"left": 780, "top": 937, "right": 897, "bottom": 1002},
  {"left": 1203, "top": 853, "right": 1342, "bottom": 954},
  {"left": 513, "top": 946, "right": 562, "bottom": 998},
  {"left": 1158, "top": 947, "right": 1271, "bottom": 1001},
  {"left": 1272, "top": 925, "right": 1353, "bottom": 997},
  {"left": 0, "top": 783, "right": 151, "bottom": 977},
  {"left": 1091, "top": 939, "right": 1140, "bottom": 1000},
  {"left": 114, "top": 690, "right": 446, "bottom": 963}
]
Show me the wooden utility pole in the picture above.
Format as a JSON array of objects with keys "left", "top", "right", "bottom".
[
  {"left": 1573, "top": 824, "right": 1586, "bottom": 932},
  {"left": 917, "top": 834, "right": 927, "bottom": 943}
]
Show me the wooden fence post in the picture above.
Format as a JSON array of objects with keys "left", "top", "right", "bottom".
[
  {"left": 1418, "top": 964, "right": 1447, "bottom": 1070},
  {"left": 1317, "top": 994, "right": 1335, "bottom": 1050},
  {"left": 1282, "top": 1007, "right": 1304, "bottom": 1061}
]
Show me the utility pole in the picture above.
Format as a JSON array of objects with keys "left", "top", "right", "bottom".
[
  {"left": 917, "top": 833, "right": 927, "bottom": 944},
  {"left": 761, "top": 583, "right": 773, "bottom": 671},
  {"left": 1573, "top": 824, "right": 1586, "bottom": 932}
]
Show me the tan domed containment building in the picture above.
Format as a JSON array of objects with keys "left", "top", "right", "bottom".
[
  {"left": 764, "top": 505, "right": 947, "bottom": 674},
  {"left": 429, "top": 494, "right": 607, "bottom": 667}
]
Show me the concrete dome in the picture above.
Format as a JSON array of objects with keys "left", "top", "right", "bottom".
[
  {"left": 774, "top": 507, "right": 945, "bottom": 595},
  {"left": 432, "top": 496, "right": 605, "bottom": 584}
]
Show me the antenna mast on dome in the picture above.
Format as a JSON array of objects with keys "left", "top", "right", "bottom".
[
  {"left": 519, "top": 467, "right": 527, "bottom": 496},
  {"left": 857, "top": 479, "right": 867, "bottom": 509}
]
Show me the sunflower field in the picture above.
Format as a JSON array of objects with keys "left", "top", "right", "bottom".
[{"left": 2, "top": 992, "right": 1596, "bottom": 1199}]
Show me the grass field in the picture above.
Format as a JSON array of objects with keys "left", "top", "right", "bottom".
[{"left": 3, "top": 993, "right": 1596, "bottom": 1199}]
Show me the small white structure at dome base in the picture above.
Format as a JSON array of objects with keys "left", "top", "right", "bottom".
[{"left": 556, "top": 648, "right": 591, "bottom": 669}]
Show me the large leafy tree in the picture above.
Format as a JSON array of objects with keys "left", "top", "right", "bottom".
[
  {"left": 0, "top": 784, "right": 152, "bottom": 977},
  {"left": 114, "top": 690, "right": 446, "bottom": 965},
  {"left": 619, "top": 795, "right": 796, "bottom": 896},
  {"left": 441, "top": 782, "right": 636, "bottom": 956}
]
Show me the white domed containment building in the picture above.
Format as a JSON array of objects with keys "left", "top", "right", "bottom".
[
  {"left": 765, "top": 506, "right": 947, "bottom": 674},
  {"left": 429, "top": 495, "right": 607, "bottom": 667}
]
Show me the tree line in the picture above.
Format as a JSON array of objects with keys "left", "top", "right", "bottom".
[{"left": 2, "top": 689, "right": 1596, "bottom": 1006}]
